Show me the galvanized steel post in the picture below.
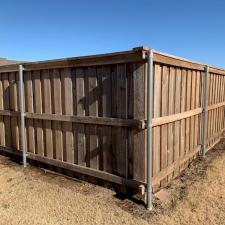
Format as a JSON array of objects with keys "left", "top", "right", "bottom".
[
  {"left": 146, "top": 49, "right": 154, "bottom": 210},
  {"left": 19, "top": 65, "right": 27, "bottom": 167},
  {"left": 201, "top": 65, "right": 209, "bottom": 159}
]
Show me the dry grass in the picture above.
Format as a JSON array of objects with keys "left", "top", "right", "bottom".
[
  {"left": 0, "top": 138, "right": 225, "bottom": 225},
  {"left": 152, "top": 138, "right": 225, "bottom": 225}
]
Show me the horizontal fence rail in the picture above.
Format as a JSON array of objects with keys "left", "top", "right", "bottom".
[{"left": 0, "top": 47, "right": 224, "bottom": 209}]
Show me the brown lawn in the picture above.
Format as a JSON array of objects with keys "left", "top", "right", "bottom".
[{"left": 0, "top": 138, "right": 225, "bottom": 225}]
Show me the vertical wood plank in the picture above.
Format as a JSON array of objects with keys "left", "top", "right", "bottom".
[
  {"left": 180, "top": 69, "right": 187, "bottom": 163},
  {"left": 161, "top": 65, "right": 169, "bottom": 184},
  {"left": 194, "top": 71, "right": 200, "bottom": 148},
  {"left": 215, "top": 75, "right": 220, "bottom": 139},
  {"left": 61, "top": 68, "right": 74, "bottom": 163},
  {"left": 198, "top": 71, "right": 204, "bottom": 148},
  {"left": 75, "top": 67, "right": 86, "bottom": 166},
  {"left": 97, "top": 66, "right": 112, "bottom": 172},
  {"left": 174, "top": 68, "right": 181, "bottom": 175},
  {"left": 2, "top": 73, "right": 11, "bottom": 147},
  {"left": 153, "top": 64, "right": 161, "bottom": 187},
  {"left": 111, "top": 65, "right": 117, "bottom": 176},
  {"left": 211, "top": 74, "right": 215, "bottom": 144},
  {"left": 9, "top": 72, "right": 20, "bottom": 150},
  {"left": 0, "top": 74, "right": 5, "bottom": 145},
  {"left": 42, "top": 69, "right": 53, "bottom": 158},
  {"left": 52, "top": 69, "right": 63, "bottom": 161},
  {"left": 85, "top": 67, "right": 98, "bottom": 169},
  {"left": 185, "top": 70, "right": 192, "bottom": 153},
  {"left": 167, "top": 66, "right": 175, "bottom": 181},
  {"left": 126, "top": 63, "right": 133, "bottom": 179},
  {"left": 190, "top": 71, "right": 196, "bottom": 151},
  {"left": 71, "top": 68, "right": 78, "bottom": 164},
  {"left": 116, "top": 64, "right": 127, "bottom": 177},
  {"left": 210, "top": 74, "right": 215, "bottom": 145},
  {"left": 133, "top": 62, "right": 146, "bottom": 182},
  {"left": 206, "top": 74, "right": 211, "bottom": 147},
  {"left": 24, "top": 71, "right": 35, "bottom": 153},
  {"left": 220, "top": 75, "right": 224, "bottom": 132},
  {"left": 33, "top": 70, "right": 44, "bottom": 156}
]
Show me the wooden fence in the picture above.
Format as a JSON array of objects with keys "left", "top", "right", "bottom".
[
  {"left": 0, "top": 47, "right": 224, "bottom": 195},
  {"left": 152, "top": 51, "right": 225, "bottom": 189}
]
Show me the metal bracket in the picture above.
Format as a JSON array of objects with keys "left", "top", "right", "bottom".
[{"left": 138, "top": 185, "right": 146, "bottom": 196}]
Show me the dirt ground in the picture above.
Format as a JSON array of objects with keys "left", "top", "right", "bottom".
[{"left": 0, "top": 138, "right": 225, "bottom": 225}]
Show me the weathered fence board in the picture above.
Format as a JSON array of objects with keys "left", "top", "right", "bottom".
[{"left": 0, "top": 47, "right": 224, "bottom": 196}]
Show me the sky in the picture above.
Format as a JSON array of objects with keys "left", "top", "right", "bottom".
[{"left": 0, "top": 0, "right": 225, "bottom": 68}]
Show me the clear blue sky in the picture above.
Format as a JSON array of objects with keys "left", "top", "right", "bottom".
[{"left": 0, "top": 0, "right": 225, "bottom": 68}]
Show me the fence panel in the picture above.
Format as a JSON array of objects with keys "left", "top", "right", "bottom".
[
  {"left": 152, "top": 52, "right": 225, "bottom": 188},
  {"left": 0, "top": 47, "right": 224, "bottom": 194}
]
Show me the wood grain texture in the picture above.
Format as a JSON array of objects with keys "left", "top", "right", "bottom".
[
  {"left": 132, "top": 62, "right": 146, "bottom": 182},
  {"left": 42, "top": 69, "right": 53, "bottom": 158},
  {"left": 61, "top": 68, "right": 74, "bottom": 163},
  {"left": 52, "top": 69, "right": 63, "bottom": 161},
  {"left": 0, "top": 74, "right": 5, "bottom": 145},
  {"left": 97, "top": 66, "right": 112, "bottom": 172},
  {"left": 167, "top": 67, "right": 175, "bottom": 181},
  {"left": 33, "top": 70, "right": 44, "bottom": 156},
  {"left": 2, "top": 73, "right": 12, "bottom": 147},
  {"left": 180, "top": 69, "right": 187, "bottom": 162},
  {"left": 185, "top": 70, "right": 192, "bottom": 154},
  {"left": 85, "top": 67, "right": 98, "bottom": 169},
  {"left": 9, "top": 72, "right": 19, "bottom": 150},
  {"left": 174, "top": 68, "right": 181, "bottom": 176},
  {"left": 0, "top": 49, "right": 224, "bottom": 193},
  {"left": 75, "top": 67, "right": 86, "bottom": 166},
  {"left": 24, "top": 71, "right": 35, "bottom": 153},
  {"left": 160, "top": 65, "right": 169, "bottom": 184},
  {"left": 152, "top": 64, "right": 161, "bottom": 184}
]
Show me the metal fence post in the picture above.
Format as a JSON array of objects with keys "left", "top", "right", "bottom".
[
  {"left": 146, "top": 49, "right": 154, "bottom": 210},
  {"left": 201, "top": 65, "right": 209, "bottom": 159},
  {"left": 19, "top": 65, "right": 27, "bottom": 167}
]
